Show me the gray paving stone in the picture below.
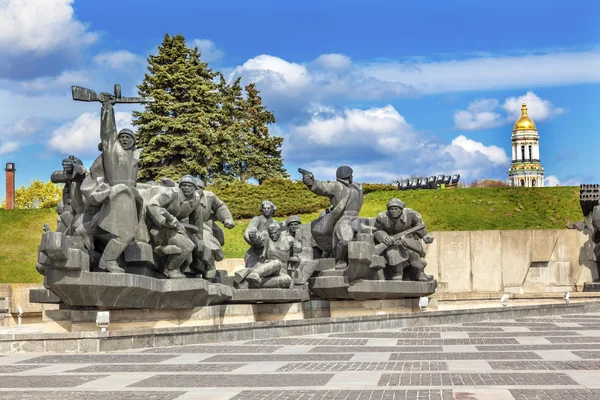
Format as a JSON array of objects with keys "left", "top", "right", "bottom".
[
  {"left": 229, "top": 389, "right": 455, "bottom": 400},
  {"left": 401, "top": 327, "right": 504, "bottom": 332},
  {"left": 572, "top": 351, "right": 600, "bottom": 359},
  {"left": 17, "top": 355, "right": 177, "bottom": 364},
  {"left": 463, "top": 322, "right": 559, "bottom": 328},
  {"left": 0, "top": 392, "right": 185, "bottom": 400},
  {"left": 489, "top": 360, "right": 600, "bottom": 370},
  {"left": 145, "top": 345, "right": 282, "bottom": 354},
  {"left": 561, "top": 315, "right": 600, "bottom": 319},
  {"left": 330, "top": 332, "right": 443, "bottom": 338},
  {"left": 516, "top": 318, "right": 600, "bottom": 323},
  {"left": 530, "top": 326, "right": 600, "bottom": 331},
  {"left": 68, "top": 363, "right": 245, "bottom": 373},
  {"left": 308, "top": 346, "right": 443, "bottom": 353},
  {"left": 129, "top": 373, "right": 334, "bottom": 387},
  {"left": 510, "top": 389, "right": 600, "bottom": 399},
  {"left": 0, "top": 375, "right": 106, "bottom": 388},
  {"left": 547, "top": 336, "right": 600, "bottom": 343},
  {"left": 389, "top": 352, "right": 542, "bottom": 360},
  {"left": 200, "top": 354, "right": 356, "bottom": 362},
  {"left": 395, "top": 338, "right": 519, "bottom": 345},
  {"left": 245, "top": 338, "right": 368, "bottom": 346},
  {"left": 378, "top": 372, "right": 578, "bottom": 386},
  {"left": 276, "top": 361, "right": 447, "bottom": 372},
  {"left": 476, "top": 344, "right": 600, "bottom": 351},
  {"left": 467, "top": 331, "right": 580, "bottom": 337},
  {"left": 0, "top": 365, "right": 47, "bottom": 373}
]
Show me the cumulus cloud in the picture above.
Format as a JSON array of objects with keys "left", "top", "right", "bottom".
[
  {"left": 453, "top": 91, "right": 563, "bottom": 131},
  {"left": 190, "top": 39, "right": 225, "bottom": 62},
  {"left": 19, "top": 70, "right": 90, "bottom": 92},
  {"left": 3, "top": 116, "right": 45, "bottom": 137},
  {"left": 544, "top": 175, "right": 580, "bottom": 187},
  {"left": 0, "top": 141, "right": 19, "bottom": 155},
  {"left": 93, "top": 51, "right": 145, "bottom": 70},
  {"left": 282, "top": 104, "right": 509, "bottom": 183},
  {"left": 48, "top": 111, "right": 134, "bottom": 156}
]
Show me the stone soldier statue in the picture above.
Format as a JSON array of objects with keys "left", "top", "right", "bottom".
[
  {"left": 191, "top": 178, "right": 235, "bottom": 279},
  {"left": 245, "top": 222, "right": 301, "bottom": 288},
  {"left": 300, "top": 166, "right": 363, "bottom": 269},
  {"left": 145, "top": 175, "right": 203, "bottom": 279},
  {"left": 374, "top": 198, "right": 434, "bottom": 281},
  {"left": 244, "top": 200, "right": 278, "bottom": 269},
  {"left": 51, "top": 155, "right": 87, "bottom": 235}
]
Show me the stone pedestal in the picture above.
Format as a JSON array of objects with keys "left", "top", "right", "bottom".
[{"left": 231, "top": 288, "right": 310, "bottom": 303}]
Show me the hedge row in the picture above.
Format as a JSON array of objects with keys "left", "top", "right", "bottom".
[{"left": 207, "top": 179, "right": 398, "bottom": 219}]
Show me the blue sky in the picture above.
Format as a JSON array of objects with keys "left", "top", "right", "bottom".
[{"left": 1, "top": 0, "right": 599, "bottom": 201}]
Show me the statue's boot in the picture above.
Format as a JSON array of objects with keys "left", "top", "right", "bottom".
[
  {"left": 245, "top": 272, "right": 262, "bottom": 287},
  {"left": 390, "top": 264, "right": 404, "bottom": 280},
  {"left": 98, "top": 237, "right": 128, "bottom": 273},
  {"left": 165, "top": 252, "right": 188, "bottom": 279},
  {"left": 416, "top": 271, "right": 434, "bottom": 282}
]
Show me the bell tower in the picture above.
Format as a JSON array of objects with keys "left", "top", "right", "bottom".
[{"left": 507, "top": 102, "right": 545, "bottom": 187}]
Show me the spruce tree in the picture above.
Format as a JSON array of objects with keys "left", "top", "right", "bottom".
[{"left": 132, "top": 34, "right": 219, "bottom": 182}]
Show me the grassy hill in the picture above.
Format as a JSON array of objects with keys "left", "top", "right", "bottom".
[{"left": 0, "top": 186, "right": 583, "bottom": 283}]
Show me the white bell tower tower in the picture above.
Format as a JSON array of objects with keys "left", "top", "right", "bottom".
[{"left": 507, "top": 102, "right": 545, "bottom": 187}]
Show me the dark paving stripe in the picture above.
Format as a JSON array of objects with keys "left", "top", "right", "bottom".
[
  {"left": 245, "top": 338, "right": 368, "bottom": 346},
  {"left": 572, "top": 351, "right": 600, "bottom": 359},
  {"left": 547, "top": 336, "right": 600, "bottom": 343},
  {"left": 146, "top": 345, "right": 282, "bottom": 353},
  {"left": 129, "top": 373, "right": 334, "bottom": 387},
  {"left": 0, "top": 375, "right": 106, "bottom": 388},
  {"left": 378, "top": 372, "right": 578, "bottom": 386},
  {"left": 0, "top": 365, "right": 47, "bottom": 373},
  {"left": 17, "top": 354, "right": 177, "bottom": 364},
  {"left": 276, "top": 361, "right": 447, "bottom": 372},
  {"left": 401, "top": 327, "right": 504, "bottom": 332},
  {"left": 230, "top": 390, "right": 455, "bottom": 400},
  {"left": 530, "top": 326, "right": 600, "bottom": 330},
  {"left": 510, "top": 389, "right": 600, "bottom": 400},
  {"left": 516, "top": 318, "right": 600, "bottom": 323},
  {"left": 330, "top": 332, "right": 442, "bottom": 338},
  {"left": 467, "top": 331, "right": 581, "bottom": 337},
  {"left": 396, "top": 338, "right": 519, "bottom": 345},
  {"left": 68, "top": 363, "right": 245, "bottom": 373},
  {"left": 309, "top": 346, "right": 443, "bottom": 353},
  {"left": 200, "top": 354, "right": 355, "bottom": 362},
  {"left": 463, "top": 322, "right": 558, "bottom": 327},
  {"left": 476, "top": 344, "right": 600, "bottom": 351},
  {"left": 390, "top": 352, "right": 542, "bottom": 360},
  {"left": 561, "top": 315, "right": 600, "bottom": 319},
  {"left": 0, "top": 392, "right": 184, "bottom": 400},
  {"left": 489, "top": 360, "right": 600, "bottom": 370}
]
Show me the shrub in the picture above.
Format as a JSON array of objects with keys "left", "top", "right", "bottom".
[{"left": 1, "top": 180, "right": 62, "bottom": 209}]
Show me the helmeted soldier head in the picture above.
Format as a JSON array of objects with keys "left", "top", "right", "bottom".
[
  {"left": 179, "top": 175, "right": 197, "bottom": 198},
  {"left": 260, "top": 200, "right": 276, "bottom": 218},
  {"left": 117, "top": 128, "right": 136, "bottom": 150},
  {"left": 195, "top": 178, "right": 206, "bottom": 191},
  {"left": 336, "top": 165, "right": 353, "bottom": 184},
  {"left": 286, "top": 215, "right": 301, "bottom": 235},
  {"left": 387, "top": 198, "right": 405, "bottom": 219}
]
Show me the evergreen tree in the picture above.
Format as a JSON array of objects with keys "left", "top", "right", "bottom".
[
  {"left": 132, "top": 34, "right": 219, "bottom": 182},
  {"left": 241, "top": 83, "right": 288, "bottom": 183}
]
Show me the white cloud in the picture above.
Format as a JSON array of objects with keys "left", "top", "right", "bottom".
[
  {"left": 312, "top": 54, "right": 352, "bottom": 70},
  {"left": 20, "top": 70, "right": 90, "bottom": 92},
  {"left": 0, "top": 141, "right": 19, "bottom": 154},
  {"left": 502, "top": 91, "right": 564, "bottom": 121},
  {"left": 283, "top": 104, "right": 509, "bottom": 183},
  {"left": 4, "top": 116, "right": 45, "bottom": 137},
  {"left": 544, "top": 175, "right": 580, "bottom": 187},
  {"left": 93, "top": 50, "right": 145, "bottom": 70},
  {"left": 190, "top": 39, "right": 225, "bottom": 62},
  {"left": 0, "top": 0, "right": 97, "bottom": 55},
  {"left": 233, "top": 55, "right": 312, "bottom": 89},
  {"left": 48, "top": 111, "right": 134, "bottom": 156},
  {"left": 453, "top": 91, "right": 564, "bottom": 131}
]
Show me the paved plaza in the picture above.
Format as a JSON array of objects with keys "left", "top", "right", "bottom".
[{"left": 0, "top": 312, "right": 599, "bottom": 399}]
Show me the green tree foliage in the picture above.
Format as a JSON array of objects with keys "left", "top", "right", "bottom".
[
  {"left": 1, "top": 180, "right": 62, "bottom": 209},
  {"left": 133, "top": 34, "right": 219, "bottom": 182},
  {"left": 133, "top": 33, "right": 287, "bottom": 183}
]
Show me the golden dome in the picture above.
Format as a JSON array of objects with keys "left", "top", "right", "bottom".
[{"left": 513, "top": 102, "right": 536, "bottom": 132}]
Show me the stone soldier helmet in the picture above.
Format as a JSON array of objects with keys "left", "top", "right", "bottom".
[
  {"left": 287, "top": 215, "right": 301, "bottom": 225},
  {"left": 336, "top": 165, "right": 353, "bottom": 180},
  {"left": 260, "top": 200, "right": 277, "bottom": 211},
  {"left": 194, "top": 178, "right": 206, "bottom": 189},
  {"left": 387, "top": 198, "right": 406, "bottom": 210},
  {"left": 267, "top": 222, "right": 281, "bottom": 233},
  {"left": 117, "top": 128, "right": 136, "bottom": 140},
  {"left": 179, "top": 175, "right": 198, "bottom": 188}
]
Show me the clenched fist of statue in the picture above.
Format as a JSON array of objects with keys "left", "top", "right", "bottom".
[
  {"left": 383, "top": 236, "right": 395, "bottom": 246},
  {"left": 423, "top": 235, "right": 434, "bottom": 244}
]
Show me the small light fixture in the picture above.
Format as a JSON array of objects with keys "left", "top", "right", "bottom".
[
  {"left": 5, "top": 162, "right": 15, "bottom": 172},
  {"left": 419, "top": 297, "right": 429, "bottom": 311},
  {"left": 96, "top": 311, "right": 110, "bottom": 332},
  {"left": 17, "top": 306, "right": 23, "bottom": 330},
  {"left": 564, "top": 291, "right": 570, "bottom": 304},
  {"left": 500, "top": 294, "right": 510, "bottom": 307}
]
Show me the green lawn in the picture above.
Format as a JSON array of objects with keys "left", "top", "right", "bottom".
[{"left": 0, "top": 186, "right": 583, "bottom": 283}]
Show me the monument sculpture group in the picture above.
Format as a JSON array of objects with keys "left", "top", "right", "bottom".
[{"left": 32, "top": 84, "right": 437, "bottom": 310}]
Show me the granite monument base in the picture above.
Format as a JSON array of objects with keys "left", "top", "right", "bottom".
[
  {"left": 41, "top": 270, "right": 232, "bottom": 309},
  {"left": 231, "top": 288, "right": 311, "bottom": 303},
  {"left": 348, "top": 279, "right": 438, "bottom": 300}
]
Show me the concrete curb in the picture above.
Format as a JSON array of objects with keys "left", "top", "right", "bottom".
[{"left": 1, "top": 301, "right": 599, "bottom": 354}]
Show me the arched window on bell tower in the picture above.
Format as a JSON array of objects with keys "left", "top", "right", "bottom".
[
  {"left": 521, "top": 145, "right": 525, "bottom": 161},
  {"left": 532, "top": 178, "right": 536, "bottom": 187},
  {"left": 528, "top": 145, "right": 532, "bottom": 161},
  {"left": 520, "top": 178, "right": 525, "bottom": 187}
]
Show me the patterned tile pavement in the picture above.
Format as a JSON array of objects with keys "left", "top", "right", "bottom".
[{"left": 0, "top": 311, "right": 599, "bottom": 399}]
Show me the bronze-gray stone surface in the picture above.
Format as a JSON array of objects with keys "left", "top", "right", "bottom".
[{"left": 231, "top": 288, "right": 310, "bottom": 303}]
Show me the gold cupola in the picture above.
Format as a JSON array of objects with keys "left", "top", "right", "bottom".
[{"left": 513, "top": 102, "right": 536, "bottom": 132}]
